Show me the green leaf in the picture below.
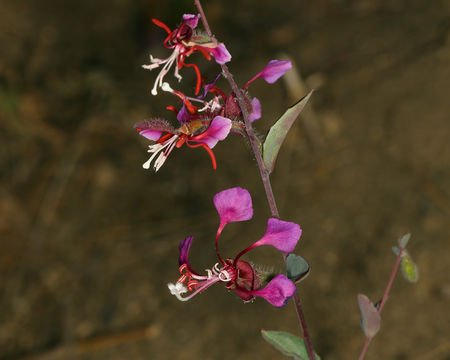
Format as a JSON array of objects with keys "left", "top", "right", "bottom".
[
  {"left": 286, "top": 254, "right": 310, "bottom": 283},
  {"left": 400, "top": 250, "right": 419, "bottom": 283},
  {"left": 261, "top": 330, "right": 320, "bottom": 360},
  {"left": 357, "top": 294, "right": 381, "bottom": 338},
  {"left": 392, "top": 246, "right": 419, "bottom": 283},
  {"left": 263, "top": 90, "right": 313, "bottom": 173}
]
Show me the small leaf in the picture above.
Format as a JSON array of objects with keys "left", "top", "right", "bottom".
[
  {"left": 261, "top": 330, "right": 320, "bottom": 360},
  {"left": 400, "top": 250, "right": 419, "bottom": 283},
  {"left": 286, "top": 254, "right": 310, "bottom": 283},
  {"left": 392, "top": 246, "right": 400, "bottom": 257},
  {"left": 263, "top": 90, "right": 313, "bottom": 173},
  {"left": 398, "top": 233, "right": 411, "bottom": 249},
  {"left": 357, "top": 294, "right": 381, "bottom": 338},
  {"left": 392, "top": 246, "right": 419, "bottom": 283}
]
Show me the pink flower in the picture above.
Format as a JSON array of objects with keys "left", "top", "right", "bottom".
[
  {"left": 143, "top": 14, "right": 231, "bottom": 96},
  {"left": 168, "top": 187, "right": 301, "bottom": 307},
  {"left": 135, "top": 115, "right": 231, "bottom": 172}
]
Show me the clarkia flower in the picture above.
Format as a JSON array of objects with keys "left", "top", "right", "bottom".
[
  {"left": 135, "top": 114, "right": 231, "bottom": 172},
  {"left": 143, "top": 14, "right": 231, "bottom": 96},
  {"left": 168, "top": 187, "right": 301, "bottom": 307}
]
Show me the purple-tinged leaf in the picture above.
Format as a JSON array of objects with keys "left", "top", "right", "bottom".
[
  {"left": 263, "top": 90, "right": 313, "bottom": 173},
  {"left": 286, "top": 254, "right": 310, "bottom": 283},
  {"left": 261, "top": 330, "right": 321, "bottom": 360},
  {"left": 357, "top": 293, "right": 381, "bottom": 338}
]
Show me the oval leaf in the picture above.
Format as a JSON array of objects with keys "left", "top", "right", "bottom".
[
  {"left": 392, "top": 246, "right": 419, "bottom": 283},
  {"left": 286, "top": 254, "right": 310, "bottom": 283},
  {"left": 261, "top": 330, "right": 320, "bottom": 360},
  {"left": 392, "top": 246, "right": 401, "bottom": 257},
  {"left": 357, "top": 294, "right": 381, "bottom": 338},
  {"left": 263, "top": 90, "right": 313, "bottom": 173},
  {"left": 400, "top": 250, "right": 419, "bottom": 283},
  {"left": 398, "top": 233, "right": 411, "bottom": 249}
]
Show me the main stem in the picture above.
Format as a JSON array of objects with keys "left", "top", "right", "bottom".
[{"left": 194, "top": 1, "right": 315, "bottom": 359}]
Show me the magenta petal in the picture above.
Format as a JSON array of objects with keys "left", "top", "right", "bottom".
[
  {"left": 250, "top": 274, "right": 297, "bottom": 307},
  {"left": 178, "top": 236, "right": 193, "bottom": 266},
  {"left": 193, "top": 116, "right": 231, "bottom": 149},
  {"left": 201, "top": 73, "right": 221, "bottom": 99},
  {"left": 139, "top": 129, "right": 163, "bottom": 141},
  {"left": 177, "top": 105, "right": 190, "bottom": 123},
  {"left": 182, "top": 14, "right": 200, "bottom": 28},
  {"left": 213, "top": 187, "right": 253, "bottom": 226},
  {"left": 259, "top": 60, "right": 292, "bottom": 84},
  {"left": 178, "top": 236, "right": 200, "bottom": 276},
  {"left": 252, "top": 218, "right": 301, "bottom": 253},
  {"left": 249, "top": 97, "right": 261, "bottom": 122},
  {"left": 211, "top": 43, "right": 231, "bottom": 64}
]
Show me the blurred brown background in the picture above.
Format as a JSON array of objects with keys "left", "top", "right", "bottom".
[{"left": 1, "top": 0, "right": 449, "bottom": 359}]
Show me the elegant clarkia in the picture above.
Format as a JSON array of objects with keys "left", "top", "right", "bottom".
[
  {"left": 143, "top": 14, "right": 231, "bottom": 96},
  {"left": 135, "top": 60, "right": 292, "bottom": 171},
  {"left": 168, "top": 187, "right": 301, "bottom": 307},
  {"left": 135, "top": 113, "right": 231, "bottom": 172}
]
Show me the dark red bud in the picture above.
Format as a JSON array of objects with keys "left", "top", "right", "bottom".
[{"left": 224, "top": 92, "right": 253, "bottom": 120}]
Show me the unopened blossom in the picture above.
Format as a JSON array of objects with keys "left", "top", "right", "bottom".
[
  {"left": 143, "top": 14, "right": 231, "bottom": 96},
  {"left": 168, "top": 187, "right": 301, "bottom": 307}
]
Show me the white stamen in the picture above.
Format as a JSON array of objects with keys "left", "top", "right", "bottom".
[
  {"left": 205, "top": 269, "right": 213, "bottom": 279},
  {"left": 213, "top": 263, "right": 221, "bottom": 274},
  {"left": 153, "top": 152, "right": 167, "bottom": 172},
  {"left": 142, "top": 135, "right": 179, "bottom": 171},
  {"left": 197, "top": 97, "right": 222, "bottom": 113},
  {"left": 218, "top": 269, "right": 232, "bottom": 282},
  {"left": 161, "top": 82, "right": 174, "bottom": 93},
  {"left": 168, "top": 282, "right": 189, "bottom": 301},
  {"left": 143, "top": 47, "right": 182, "bottom": 96}
]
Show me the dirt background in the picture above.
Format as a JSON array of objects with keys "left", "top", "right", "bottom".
[{"left": 1, "top": 0, "right": 449, "bottom": 359}]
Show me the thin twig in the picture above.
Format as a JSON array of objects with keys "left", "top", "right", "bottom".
[
  {"left": 358, "top": 246, "right": 404, "bottom": 360},
  {"left": 194, "top": 1, "right": 315, "bottom": 359}
]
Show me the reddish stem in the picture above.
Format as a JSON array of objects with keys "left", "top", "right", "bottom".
[
  {"left": 358, "top": 246, "right": 404, "bottom": 360},
  {"left": 194, "top": 1, "right": 315, "bottom": 359}
]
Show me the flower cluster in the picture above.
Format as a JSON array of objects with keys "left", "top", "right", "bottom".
[
  {"left": 168, "top": 187, "right": 301, "bottom": 307},
  {"left": 143, "top": 14, "right": 231, "bottom": 96},
  {"left": 136, "top": 14, "right": 300, "bottom": 308},
  {"left": 136, "top": 15, "right": 292, "bottom": 171}
]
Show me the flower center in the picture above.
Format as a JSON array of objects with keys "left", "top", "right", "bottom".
[{"left": 168, "top": 23, "right": 193, "bottom": 47}]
